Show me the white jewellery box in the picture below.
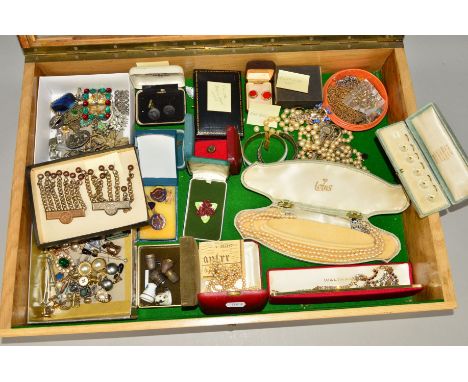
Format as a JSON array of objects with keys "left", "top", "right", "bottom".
[
  {"left": 130, "top": 64, "right": 186, "bottom": 126},
  {"left": 35, "top": 73, "right": 135, "bottom": 163}
]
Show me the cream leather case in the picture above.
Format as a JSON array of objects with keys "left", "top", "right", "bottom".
[
  {"left": 377, "top": 103, "right": 468, "bottom": 218},
  {"left": 234, "top": 160, "right": 409, "bottom": 265}
]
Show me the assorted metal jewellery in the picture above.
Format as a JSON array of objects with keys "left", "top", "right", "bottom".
[
  {"left": 205, "top": 261, "right": 245, "bottom": 292},
  {"left": 36, "top": 238, "right": 126, "bottom": 318},
  {"left": 36, "top": 169, "right": 87, "bottom": 224},
  {"left": 82, "top": 164, "right": 135, "bottom": 216},
  {"left": 255, "top": 105, "right": 368, "bottom": 170},
  {"left": 48, "top": 88, "right": 130, "bottom": 160},
  {"left": 327, "top": 76, "right": 385, "bottom": 125},
  {"left": 270, "top": 266, "right": 400, "bottom": 296},
  {"left": 37, "top": 164, "right": 136, "bottom": 223}
]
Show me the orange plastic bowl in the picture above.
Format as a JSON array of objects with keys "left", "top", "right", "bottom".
[{"left": 322, "top": 69, "right": 388, "bottom": 132}]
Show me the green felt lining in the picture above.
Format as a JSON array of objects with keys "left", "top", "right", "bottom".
[
  {"left": 184, "top": 179, "right": 226, "bottom": 240},
  {"left": 132, "top": 72, "right": 440, "bottom": 323},
  {"left": 17, "top": 71, "right": 442, "bottom": 330}
]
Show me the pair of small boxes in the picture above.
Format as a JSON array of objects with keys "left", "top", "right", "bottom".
[
  {"left": 134, "top": 116, "right": 241, "bottom": 243},
  {"left": 137, "top": 238, "right": 422, "bottom": 313},
  {"left": 246, "top": 61, "right": 323, "bottom": 109},
  {"left": 137, "top": 238, "right": 268, "bottom": 314}
]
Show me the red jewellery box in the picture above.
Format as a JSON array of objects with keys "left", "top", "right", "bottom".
[
  {"left": 197, "top": 240, "right": 268, "bottom": 315},
  {"left": 268, "top": 263, "right": 423, "bottom": 305},
  {"left": 193, "top": 125, "right": 242, "bottom": 175}
]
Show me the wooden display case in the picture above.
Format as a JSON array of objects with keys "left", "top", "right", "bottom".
[{"left": 0, "top": 35, "right": 456, "bottom": 338}]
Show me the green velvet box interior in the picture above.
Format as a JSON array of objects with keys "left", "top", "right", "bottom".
[
  {"left": 19, "top": 71, "right": 440, "bottom": 330},
  {"left": 184, "top": 179, "right": 227, "bottom": 241}
]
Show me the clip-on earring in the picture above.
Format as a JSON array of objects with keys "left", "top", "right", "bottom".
[
  {"left": 248, "top": 90, "right": 258, "bottom": 99},
  {"left": 102, "top": 241, "right": 121, "bottom": 256},
  {"left": 140, "top": 282, "right": 157, "bottom": 303},
  {"left": 147, "top": 99, "right": 160, "bottom": 121},
  {"left": 262, "top": 91, "right": 272, "bottom": 101}
]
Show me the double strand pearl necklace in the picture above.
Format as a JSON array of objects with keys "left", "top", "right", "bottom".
[
  {"left": 235, "top": 207, "right": 384, "bottom": 264},
  {"left": 259, "top": 106, "right": 367, "bottom": 170}
]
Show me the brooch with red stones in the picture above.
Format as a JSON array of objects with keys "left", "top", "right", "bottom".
[{"left": 195, "top": 200, "right": 217, "bottom": 223}]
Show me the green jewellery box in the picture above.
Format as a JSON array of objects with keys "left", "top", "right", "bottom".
[
  {"left": 183, "top": 114, "right": 230, "bottom": 240},
  {"left": 377, "top": 103, "right": 468, "bottom": 218}
]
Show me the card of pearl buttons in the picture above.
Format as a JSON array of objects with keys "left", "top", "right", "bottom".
[{"left": 377, "top": 121, "right": 450, "bottom": 217}]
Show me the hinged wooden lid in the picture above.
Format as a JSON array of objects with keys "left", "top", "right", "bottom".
[{"left": 18, "top": 35, "right": 404, "bottom": 63}]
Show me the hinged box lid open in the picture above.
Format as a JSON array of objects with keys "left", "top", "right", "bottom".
[{"left": 17, "top": 35, "right": 404, "bottom": 62}]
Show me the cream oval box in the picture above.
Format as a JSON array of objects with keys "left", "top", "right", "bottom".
[{"left": 235, "top": 160, "right": 410, "bottom": 265}]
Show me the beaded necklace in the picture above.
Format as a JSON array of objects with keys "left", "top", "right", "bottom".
[{"left": 260, "top": 106, "right": 367, "bottom": 170}]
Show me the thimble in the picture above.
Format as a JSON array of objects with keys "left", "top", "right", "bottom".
[
  {"left": 155, "top": 290, "right": 172, "bottom": 306},
  {"left": 165, "top": 269, "right": 179, "bottom": 283},
  {"left": 149, "top": 269, "right": 167, "bottom": 286},
  {"left": 161, "top": 258, "right": 174, "bottom": 274},
  {"left": 144, "top": 254, "right": 157, "bottom": 271},
  {"left": 139, "top": 283, "right": 157, "bottom": 304}
]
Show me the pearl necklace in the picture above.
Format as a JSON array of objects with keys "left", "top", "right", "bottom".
[
  {"left": 260, "top": 106, "right": 367, "bottom": 170},
  {"left": 235, "top": 207, "right": 385, "bottom": 264}
]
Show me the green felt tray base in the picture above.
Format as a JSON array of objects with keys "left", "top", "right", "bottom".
[
  {"left": 132, "top": 72, "right": 439, "bottom": 324},
  {"left": 17, "top": 72, "right": 442, "bottom": 330}
]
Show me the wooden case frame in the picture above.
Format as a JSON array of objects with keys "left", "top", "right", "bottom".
[{"left": 0, "top": 36, "right": 456, "bottom": 338}]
